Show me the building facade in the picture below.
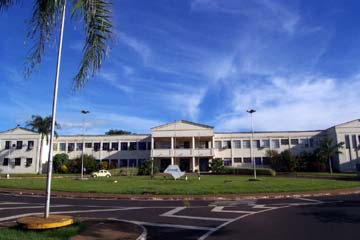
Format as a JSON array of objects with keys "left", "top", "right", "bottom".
[{"left": 1, "top": 119, "right": 359, "bottom": 174}]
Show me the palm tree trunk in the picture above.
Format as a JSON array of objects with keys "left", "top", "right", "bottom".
[
  {"left": 328, "top": 157, "right": 333, "bottom": 174},
  {"left": 38, "top": 137, "right": 43, "bottom": 174}
]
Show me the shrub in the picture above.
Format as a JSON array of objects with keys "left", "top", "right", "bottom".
[
  {"left": 53, "top": 153, "right": 69, "bottom": 173},
  {"left": 210, "top": 158, "right": 225, "bottom": 174},
  {"left": 60, "top": 164, "right": 68, "bottom": 173},
  {"left": 138, "top": 160, "right": 158, "bottom": 175},
  {"left": 223, "top": 167, "right": 276, "bottom": 176},
  {"left": 68, "top": 154, "right": 99, "bottom": 173},
  {"left": 266, "top": 150, "right": 297, "bottom": 172}
]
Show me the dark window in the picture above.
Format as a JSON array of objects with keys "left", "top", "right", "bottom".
[
  {"left": 262, "top": 157, "right": 270, "bottom": 165},
  {"left": 3, "top": 158, "right": 9, "bottom": 166},
  {"left": 262, "top": 140, "right": 270, "bottom": 148},
  {"left": 352, "top": 135, "right": 357, "bottom": 149},
  {"left": 85, "top": 142, "right": 92, "bottom": 148},
  {"left": 16, "top": 141, "right": 22, "bottom": 149},
  {"left": 243, "top": 157, "right": 251, "bottom": 163},
  {"left": 223, "top": 141, "right": 231, "bottom": 149},
  {"left": 223, "top": 159, "right": 231, "bottom": 166},
  {"left": 291, "top": 139, "right": 299, "bottom": 145},
  {"left": 60, "top": 143, "right": 66, "bottom": 151},
  {"left": 68, "top": 143, "right": 75, "bottom": 152},
  {"left": 120, "top": 159, "right": 127, "bottom": 167},
  {"left": 121, "top": 142, "right": 128, "bottom": 151},
  {"left": 129, "top": 159, "right": 137, "bottom": 167},
  {"left": 102, "top": 142, "right": 110, "bottom": 151},
  {"left": 129, "top": 142, "right": 137, "bottom": 151},
  {"left": 5, "top": 141, "right": 10, "bottom": 149},
  {"left": 94, "top": 142, "right": 101, "bottom": 151},
  {"left": 111, "top": 142, "right": 119, "bottom": 151},
  {"left": 138, "top": 159, "right": 145, "bottom": 168},
  {"left": 28, "top": 141, "right": 34, "bottom": 150},
  {"left": 281, "top": 139, "right": 289, "bottom": 145},
  {"left": 345, "top": 135, "right": 350, "bottom": 149},
  {"left": 26, "top": 158, "right": 32, "bottom": 166},
  {"left": 309, "top": 138, "right": 314, "bottom": 147},
  {"left": 147, "top": 142, "right": 151, "bottom": 150},
  {"left": 138, "top": 142, "right": 146, "bottom": 150},
  {"left": 15, "top": 158, "right": 21, "bottom": 166},
  {"left": 234, "top": 158, "right": 242, "bottom": 163},
  {"left": 255, "top": 157, "right": 262, "bottom": 165},
  {"left": 76, "top": 143, "right": 83, "bottom": 151}
]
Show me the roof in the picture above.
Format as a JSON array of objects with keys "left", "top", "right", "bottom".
[
  {"left": 151, "top": 120, "right": 213, "bottom": 130},
  {"left": 330, "top": 119, "right": 360, "bottom": 129},
  {"left": 0, "top": 126, "right": 39, "bottom": 135}
]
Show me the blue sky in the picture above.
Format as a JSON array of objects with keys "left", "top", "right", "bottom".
[{"left": 0, "top": 0, "right": 360, "bottom": 134}]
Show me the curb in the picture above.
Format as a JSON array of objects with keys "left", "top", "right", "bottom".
[{"left": 0, "top": 187, "right": 360, "bottom": 200}]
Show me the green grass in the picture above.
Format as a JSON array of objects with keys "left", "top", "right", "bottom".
[
  {"left": 0, "top": 173, "right": 78, "bottom": 178},
  {"left": 0, "top": 222, "right": 85, "bottom": 240},
  {"left": 0, "top": 175, "right": 359, "bottom": 195},
  {"left": 294, "top": 172, "right": 358, "bottom": 177}
]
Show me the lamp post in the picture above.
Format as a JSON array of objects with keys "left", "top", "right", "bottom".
[
  {"left": 6, "top": 143, "right": 15, "bottom": 179},
  {"left": 81, "top": 110, "right": 90, "bottom": 179},
  {"left": 247, "top": 109, "right": 256, "bottom": 179}
]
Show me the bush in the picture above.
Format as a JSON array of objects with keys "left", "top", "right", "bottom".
[
  {"left": 223, "top": 167, "right": 276, "bottom": 176},
  {"left": 266, "top": 150, "right": 297, "bottom": 172},
  {"left": 138, "top": 160, "right": 158, "bottom": 176},
  {"left": 60, "top": 164, "right": 68, "bottom": 173},
  {"left": 210, "top": 158, "right": 225, "bottom": 174},
  {"left": 109, "top": 167, "right": 138, "bottom": 176},
  {"left": 67, "top": 154, "right": 99, "bottom": 173},
  {"left": 100, "top": 161, "right": 108, "bottom": 170},
  {"left": 53, "top": 153, "right": 69, "bottom": 173}
]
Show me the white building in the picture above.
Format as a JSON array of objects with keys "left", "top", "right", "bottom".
[{"left": 1, "top": 119, "right": 359, "bottom": 174}]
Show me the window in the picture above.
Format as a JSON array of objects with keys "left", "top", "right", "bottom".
[
  {"left": 16, "top": 141, "right": 22, "bottom": 149},
  {"left": 215, "top": 141, "right": 221, "bottom": 149},
  {"left": 129, "top": 142, "right": 137, "bottom": 150},
  {"left": 234, "top": 158, "right": 242, "bottom": 163},
  {"left": 255, "top": 157, "right": 262, "bottom": 165},
  {"left": 68, "top": 143, "right": 75, "bottom": 152},
  {"left": 147, "top": 142, "right": 151, "bottom": 150},
  {"left": 243, "top": 140, "right": 251, "bottom": 149},
  {"left": 352, "top": 135, "right": 357, "bottom": 149},
  {"left": 309, "top": 138, "right": 314, "bottom": 147},
  {"left": 271, "top": 139, "right": 280, "bottom": 149},
  {"left": 26, "top": 158, "right": 32, "bottom": 167},
  {"left": 262, "top": 139, "right": 270, "bottom": 148},
  {"left": 243, "top": 157, "right": 251, "bottom": 163},
  {"left": 281, "top": 139, "right": 289, "bottom": 145},
  {"left": 102, "top": 142, "right": 110, "bottom": 151},
  {"left": 300, "top": 138, "right": 309, "bottom": 148},
  {"left": 120, "top": 159, "right": 127, "bottom": 167},
  {"left": 197, "top": 141, "right": 208, "bottom": 149},
  {"left": 290, "top": 139, "right": 299, "bottom": 145},
  {"left": 223, "top": 158, "right": 231, "bottom": 166},
  {"left": 5, "top": 141, "right": 10, "bottom": 149},
  {"left": 28, "top": 141, "right": 34, "bottom": 150},
  {"left": 138, "top": 159, "right": 145, "bottom": 168},
  {"left": 111, "top": 142, "right": 119, "bottom": 151},
  {"left": 233, "top": 140, "right": 241, "bottom": 149},
  {"left": 138, "top": 142, "right": 146, "bottom": 150},
  {"left": 345, "top": 135, "right": 350, "bottom": 149},
  {"left": 129, "top": 159, "right": 137, "bottom": 167},
  {"left": 15, "top": 158, "right": 21, "bottom": 166},
  {"left": 252, "top": 140, "right": 260, "bottom": 148},
  {"left": 223, "top": 141, "right": 231, "bottom": 149},
  {"left": 85, "top": 142, "right": 92, "bottom": 148},
  {"left": 262, "top": 157, "right": 270, "bottom": 165},
  {"left": 121, "top": 142, "right": 128, "bottom": 151},
  {"left": 3, "top": 158, "right": 8, "bottom": 166},
  {"left": 60, "top": 143, "right": 66, "bottom": 151},
  {"left": 76, "top": 143, "right": 83, "bottom": 151},
  {"left": 53, "top": 143, "right": 58, "bottom": 151},
  {"left": 94, "top": 142, "right": 101, "bottom": 151}
]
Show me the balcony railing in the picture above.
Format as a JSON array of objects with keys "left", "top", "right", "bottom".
[{"left": 152, "top": 148, "right": 214, "bottom": 157}]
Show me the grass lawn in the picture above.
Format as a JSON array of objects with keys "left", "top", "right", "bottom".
[
  {"left": 293, "top": 172, "right": 358, "bottom": 177},
  {"left": 0, "top": 222, "right": 84, "bottom": 240},
  {"left": 0, "top": 175, "right": 359, "bottom": 195}
]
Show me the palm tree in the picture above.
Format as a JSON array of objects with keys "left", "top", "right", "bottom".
[
  {"left": 0, "top": 0, "right": 113, "bottom": 89},
  {"left": 318, "top": 137, "right": 344, "bottom": 174},
  {"left": 27, "top": 115, "right": 60, "bottom": 174}
]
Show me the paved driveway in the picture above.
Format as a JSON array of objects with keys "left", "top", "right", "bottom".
[{"left": 0, "top": 193, "right": 359, "bottom": 239}]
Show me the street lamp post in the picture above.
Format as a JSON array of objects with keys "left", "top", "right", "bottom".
[
  {"left": 81, "top": 110, "right": 90, "bottom": 179},
  {"left": 6, "top": 143, "right": 15, "bottom": 179},
  {"left": 247, "top": 109, "right": 256, "bottom": 180}
]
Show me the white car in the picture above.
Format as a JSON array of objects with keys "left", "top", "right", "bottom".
[{"left": 91, "top": 170, "right": 111, "bottom": 178}]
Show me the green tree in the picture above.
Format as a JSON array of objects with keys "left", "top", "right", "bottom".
[
  {"left": 318, "top": 138, "right": 344, "bottom": 174},
  {"left": 105, "top": 129, "right": 132, "bottom": 135},
  {"left": 68, "top": 154, "right": 98, "bottom": 173},
  {"left": 210, "top": 158, "right": 225, "bottom": 174},
  {"left": 53, "top": 153, "right": 69, "bottom": 173},
  {"left": 138, "top": 160, "right": 158, "bottom": 176},
  {"left": 266, "top": 150, "right": 281, "bottom": 171},
  {"left": 26, "top": 115, "right": 59, "bottom": 173},
  {"left": 0, "top": 0, "right": 113, "bottom": 89}
]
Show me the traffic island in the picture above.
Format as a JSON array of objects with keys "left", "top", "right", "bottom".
[{"left": 17, "top": 214, "right": 74, "bottom": 230}]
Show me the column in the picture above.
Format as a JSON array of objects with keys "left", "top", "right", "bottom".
[
  {"left": 192, "top": 136, "right": 195, "bottom": 156},
  {"left": 171, "top": 157, "right": 174, "bottom": 165},
  {"left": 171, "top": 137, "right": 174, "bottom": 158},
  {"left": 192, "top": 156, "right": 196, "bottom": 172}
]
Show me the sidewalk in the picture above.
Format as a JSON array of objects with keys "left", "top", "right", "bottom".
[{"left": 1, "top": 187, "right": 360, "bottom": 200}]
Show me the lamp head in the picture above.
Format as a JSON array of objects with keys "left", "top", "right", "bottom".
[
  {"left": 81, "top": 110, "right": 90, "bottom": 114},
  {"left": 246, "top": 109, "right": 256, "bottom": 114}
]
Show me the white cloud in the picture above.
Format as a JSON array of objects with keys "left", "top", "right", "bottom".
[
  {"left": 121, "top": 33, "right": 151, "bottom": 63},
  {"left": 98, "top": 71, "right": 133, "bottom": 93}
]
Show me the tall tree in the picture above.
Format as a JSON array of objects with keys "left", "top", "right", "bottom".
[
  {"left": 26, "top": 115, "right": 60, "bottom": 173},
  {"left": 0, "top": 0, "right": 113, "bottom": 89},
  {"left": 318, "top": 137, "right": 344, "bottom": 174},
  {"left": 105, "top": 129, "right": 132, "bottom": 135}
]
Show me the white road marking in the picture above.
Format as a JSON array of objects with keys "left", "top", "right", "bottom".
[
  {"left": 294, "top": 197, "right": 323, "bottom": 203},
  {"left": 211, "top": 206, "right": 255, "bottom": 214},
  {"left": 0, "top": 205, "right": 70, "bottom": 210},
  {"left": 161, "top": 207, "right": 233, "bottom": 222}
]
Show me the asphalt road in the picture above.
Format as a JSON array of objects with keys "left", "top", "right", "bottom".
[{"left": 0, "top": 193, "right": 359, "bottom": 240}]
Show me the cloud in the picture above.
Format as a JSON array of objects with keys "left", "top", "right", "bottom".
[
  {"left": 98, "top": 71, "right": 133, "bottom": 93},
  {"left": 216, "top": 74, "right": 360, "bottom": 132},
  {"left": 168, "top": 89, "right": 206, "bottom": 120},
  {"left": 120, "top": 33, "right": 152, "bottom": 63}
]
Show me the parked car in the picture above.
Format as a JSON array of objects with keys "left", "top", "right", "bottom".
[{"left": 91, "top": 170, "right": 111, "bottom": 178}]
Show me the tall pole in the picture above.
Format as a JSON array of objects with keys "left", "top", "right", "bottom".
[
  {"left": 81, "top": 110, "right": 90, "bottom": 179},
  {"left": 247, "top": 109, "right": 256, "bottom": 179},
  {"left": 45, "top": 2, "right": 66, "bottom": 218}
]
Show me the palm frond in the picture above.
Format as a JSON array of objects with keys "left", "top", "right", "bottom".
[
  {"left": 24, "top": 0, "right": 66, "bottom": 77},
  {"left": 71, "top": 0, "right": 113, "bottom": 89},
  {"left": 0, "top": 0, "right": 17, "bottom": 11}
]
